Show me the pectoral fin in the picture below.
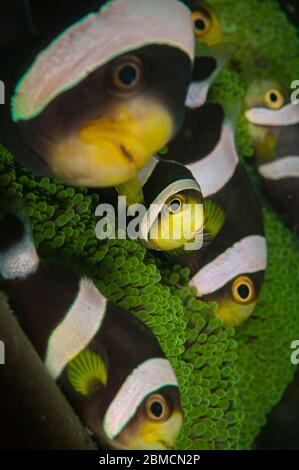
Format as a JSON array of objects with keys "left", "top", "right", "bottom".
[
  {"left": 204, "top": 199, "right": 225, "bottom": 239},
  {"left": 115, "top": 176, "right": 144, "bottom": 206},
  {"left": 67, "top": 349, "right": 107, "bottom": 396}
]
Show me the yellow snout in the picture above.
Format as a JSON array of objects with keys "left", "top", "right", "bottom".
[
  {"left": 149, "top": 198, "right": 204, "bottom": 251},
  {"left": 214, "top": 299, "right": 257, "bottom": 327},
  {"left": 49, "top": 97, "right": 173, "bottom": 187},
  {"left": 114, "top": 411, "right": 183, "bottom": 451}
]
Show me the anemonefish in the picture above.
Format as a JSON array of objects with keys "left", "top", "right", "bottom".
[
  {"left": 245, "top": 79, "right": 299, "bottom": 233},
  {"left": 166, "top": 104, "right": 267, "bottom": 326},
  {"left": 99, "top": 158, "right": 206, "bottom": 252},
  {"left": 120, "top": 42, "right": 234, "bottom": 254},
  {"left": 1, "top": 0, "right": 194, "bottom": 188},
  {"left": 0, "top": 207, "right": 183, "bottom": 450},
  {"left": 136, "top": 158, "right": 205, "bottom": 252}
]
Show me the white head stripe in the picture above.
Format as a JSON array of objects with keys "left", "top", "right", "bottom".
[
  {"left": 187, "top": 121, "right": 238, "bottom": 197},
  {"left": 103, "top": 358, "right": 178, "bottom": 440},
  {"left": 185, "top": 43, "right": 234, "bottom": 110},
  {"left": 190, "top": 235, "right": 267, "bottom": 296},
  {"left": 140, "top": 179, "right": 201, "bottom": 245},
  {"left": 13, "top": 0, "right": 194, "bottom": 121},
  {"left": 185, "top": 80, "right": 210, "bottom": 109},
  {"left": 0, "top": 238, "right": 39, "bottom": 280},
  {"left": 259, "top": 156, "right": 299, "bottom": 180},
  {"left": 45, "top": 277, "right": 106, "bottom": 379},
  {"left": 137, "top": 156, "right": 159, "bottom": 187},
  {"left": 245, "top": 103, "right": 299, "bottom": 127}
]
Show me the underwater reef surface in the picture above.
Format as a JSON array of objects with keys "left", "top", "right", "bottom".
[{"left": 1, "top": 0, "right": 299, "bottom": 451}]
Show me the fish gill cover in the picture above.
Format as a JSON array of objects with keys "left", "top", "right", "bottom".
[{"left": 1, "top": 0, "right": 299, "bottom": 450}]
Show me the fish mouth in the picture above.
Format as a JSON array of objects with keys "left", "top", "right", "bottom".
[
  {"left": 21, "top": 94, "right": 173, "bottom": 188},
  {"left": 120, "top": 144, "right": 135, "bottom": 165},
  {"left": 213, "top": 299, "right": 257, "bottom": 327},
  {"left": 58, "top": 124, "right": 150, "bottom": 187},
  {"left": 159, "top": 440, "right": 172, "bottom": 450},
  {"left": 74, "top": 102, "right": 172, "bottom": 187}
]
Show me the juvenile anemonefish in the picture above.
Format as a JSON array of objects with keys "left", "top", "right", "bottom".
[
  {"left": 245, "top": 79, "right": 299, "bottom": 233},
  {"left": 136, "top": 158, "right": 206, "bottom": 252},
  {"left": 100, "top": 157, "right": 207, "bottom": 252},
  {"left": 0, "top": 207, "right": 183, "bottom": 450},
  {"left": 1, "top": 0, "right": 194, "bottom": 188},
  {"left": 166, "top": 104, "right": 267, "bottom": 326}
]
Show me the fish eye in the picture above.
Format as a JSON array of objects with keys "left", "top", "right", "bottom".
[
  {"left": 232, "top": 276, "right": 256, "bottom": 304},
  {"left": 145, "top": 394, "right": 170, "bottom": 422},
  {"left": 192, "top": 10, "right": 212, "bottom": 37},
  {"left": 111, "top": 55, "right": 142, "bottom": 92},
  {"left": 263, "top": 88, "right": 285, "bottom": 110},
  {"left": 166, "top": 195, "right": 186, "bottom": 214}
]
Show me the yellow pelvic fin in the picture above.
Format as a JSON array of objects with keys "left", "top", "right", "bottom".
[
  {"left": 204, "top": 200, "right": 225, "bottom": 239},
  {"left": 67, "top": 349, "right": 107, "bottom": 396},
  {"left": 115, "top": 176, "right": 144, "bottom": 206}
]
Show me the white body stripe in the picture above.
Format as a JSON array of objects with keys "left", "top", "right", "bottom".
[
  {"left": 187, "top": 121, "right": 238, "bottom": 197},
  {"left": 245, "top": 102, "right": 299, "bottom": 127},
  {"left": 190, "top": 235, "right": 267, "bottom": 296},
  {"left": 45, "top": 277, "right": 107, "bottom": 379},
  {"left": 0, "top": 238, "right": 39, "bottom": 280},
  {"left": 259, "top": 156, "right": 299, "bottom": 180},
  {"left": 103, "top": 358, "right": 178, "bottom": 440},
  {"left": 13, "top": 0, "right": 194, "bottom": 121}
]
